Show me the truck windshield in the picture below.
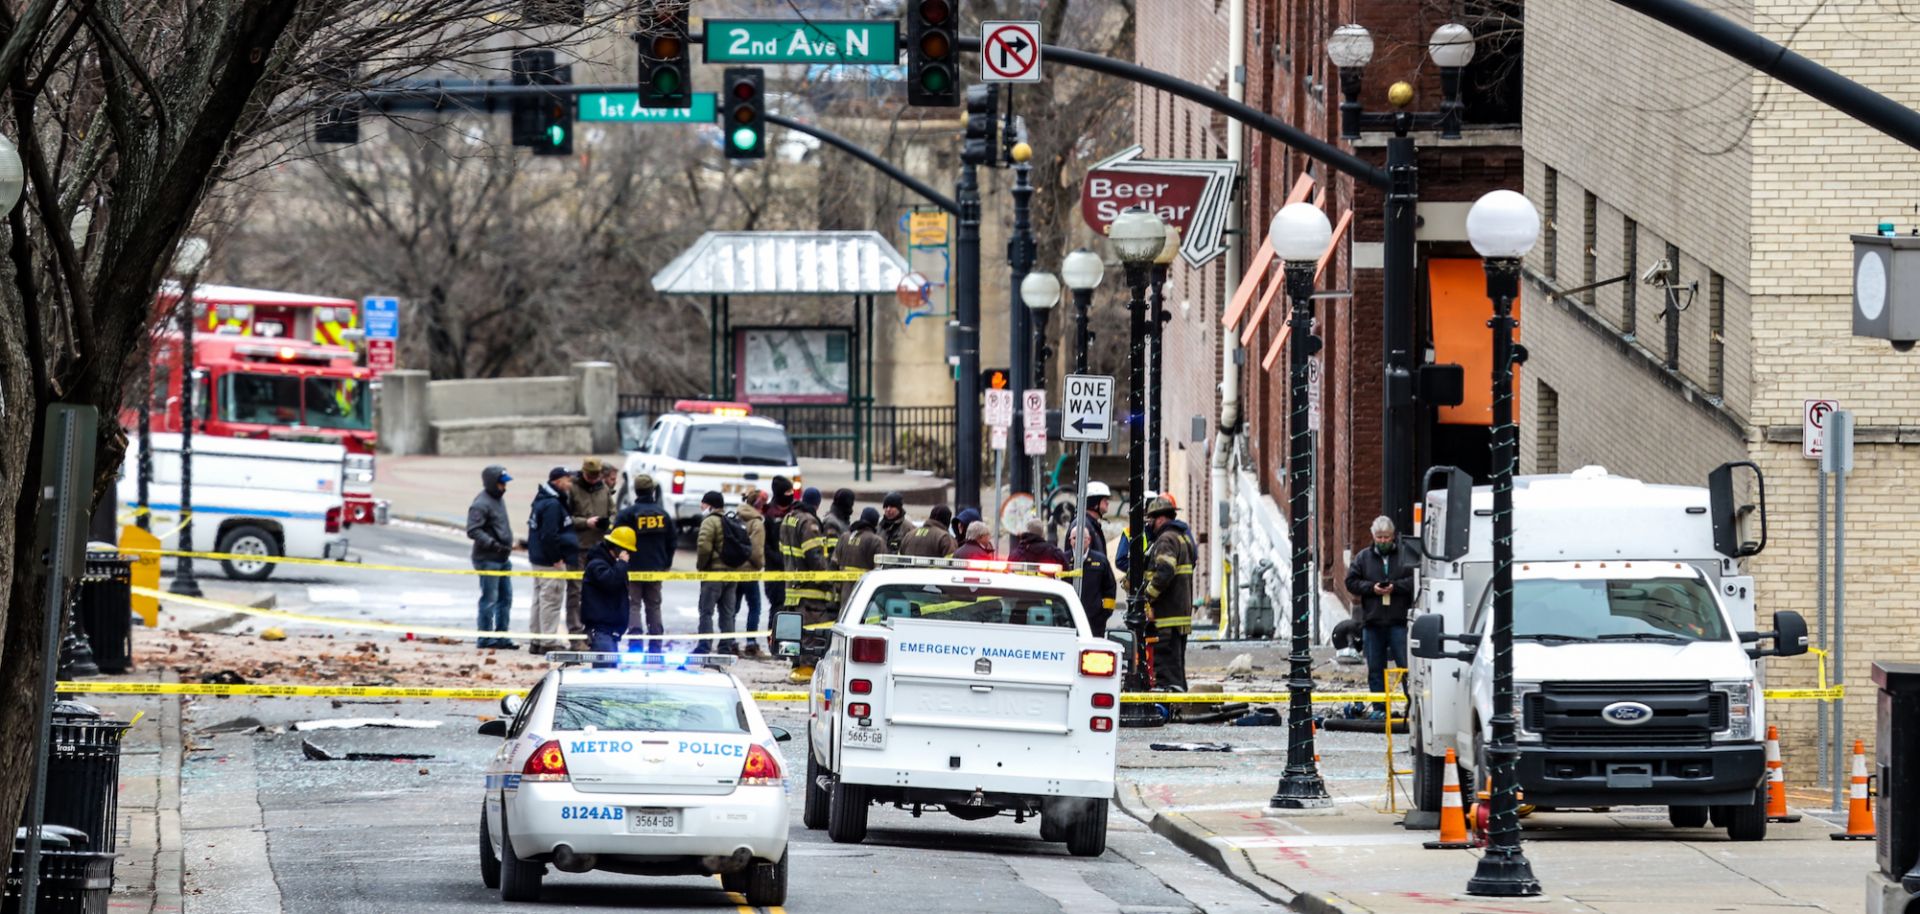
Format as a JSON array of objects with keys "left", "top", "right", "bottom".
[
  {"left": 218, "top": 373, "right": 369, "bottom": 431},
  {"left": 552, "top": 685, "right": 748, "bottom": 734},
  {"left": 860, "top": 583, "right": 1076, "bottom": 629},
  {"left": 302, "top": 377, "right": 371, "bottom": 430},
  {"left": 1510, "top": 577, "right": 1729, "bottom": 642}
]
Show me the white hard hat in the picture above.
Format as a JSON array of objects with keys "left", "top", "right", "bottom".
[{"left": 1086, "top": 481, "right": 1111, "bottom": 499}]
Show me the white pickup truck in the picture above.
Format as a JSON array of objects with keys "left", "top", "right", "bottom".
[
  {"left": 119, "top": 433, "right": 352, "bottom": 580},
  {"left": 773, "top": 556, "right": 1122, "bottom": 856}
]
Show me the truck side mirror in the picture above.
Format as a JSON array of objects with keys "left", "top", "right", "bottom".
[
  {"left": 1410, "top": 614, "right": 1448, "bottom": 660},
  {"left": 772, "top": 611, "right": 805, "bottom": 655},
  {"left": 1422, "top": 466, "right": 1473, "bottom": 562},
  {"left": 1709, "top": 461, "right": 1768, "bottom": 558},
  {"left": 1742, "top": 610, "right": 1808, "bottom": 659}
]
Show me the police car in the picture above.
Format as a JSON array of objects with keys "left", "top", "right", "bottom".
[
  {"left": 620, "top": 400, "right": 802, "bottom": 532},
  {"left": 774, "top": 556, "right": 1122, "bottom": 857},
  {"left": 477, "top": 653, "right": 791, "bottom": 905}
]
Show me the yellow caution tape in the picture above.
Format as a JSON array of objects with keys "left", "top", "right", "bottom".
[
  {"left": 1764, "top": 686, "right": 1845, "bottom": 701},
  {"left": 119, "top": 546, "right": 861, "bottom": 582}
]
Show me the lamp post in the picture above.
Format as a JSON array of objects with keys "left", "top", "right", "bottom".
[
  {"left": 1021, "top": 267, "right": 1061, "bottom": 527},
  {"left": 1267, "top": 203, "right": 1335, "bottom": 811},
  {"left": 1108, "top": 206, "right": 1168, "bottom": 694},
  {"left": 1059, "top": 249, "right": 1104, "bottom": 607},
  {"left": 1008, "top": 140, "right": 1039, "bottom": 497},
  {"left": 1463, "top": 189, "right": 1541, "bottom": 897},
  {"left": 1328, "top": 22, "right": 1477, "bottom": 534},
  {"left": 169, "top": 236, "right": 210, "bottom": 598},
  {"left": 1147, "top": 223, "right": 1179, "bottom": 492}
]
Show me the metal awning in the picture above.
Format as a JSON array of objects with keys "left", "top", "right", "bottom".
[{"left": 651, "top": 231, "right": 909, "bottom": 297}]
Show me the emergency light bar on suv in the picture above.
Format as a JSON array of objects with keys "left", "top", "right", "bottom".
[
  {"left": 873, "top": 555, "right": 1063, "bottom": 575},
  {"left": 672, "top": 399, "right": 752, "bottom": 417},
  {"left": 545, "top": 652, "right": 737, "bottom": 670}
]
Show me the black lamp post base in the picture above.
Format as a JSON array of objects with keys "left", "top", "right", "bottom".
[
  {"left": 168, "top": 567, "right": 204, "bottom": 598},
  {"left": 1268, "top": 773, "right": 1333, "bottom": 811},
  {"left": 1466, "top": 847, "right": 1541, "bottom": 897}
]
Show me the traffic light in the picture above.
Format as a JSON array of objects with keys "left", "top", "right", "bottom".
[
  {"left": 723, "top": 67, "right": 765, "bottom": 161},
  {"left": 981, "top": 368, "right": 1010, "bottom": 391},
  {"left": 963, "top": 83, "right": 998, "bottom": 165},
  {"left": 906, "top": 0, "right": 959, "bottom": 107},
  {"left": 636, "top": 8, "right": 690, "bottom": 108},
  {"left": 312, "top": 61, "right": 359, "bottom": 144},
  {"left": 511, "top": 49, "right": 573, "bottom": 156}
]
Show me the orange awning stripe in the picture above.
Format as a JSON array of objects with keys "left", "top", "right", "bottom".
[
  {"left": 1221, "top": 175, "right": 1316, "bottom": 331},
  {"left": 1240, "top": 266, "right": 1289, "bottom": 347},
  {"left": 1262, "top": 209, "right": 1352, "bottom": 371}
]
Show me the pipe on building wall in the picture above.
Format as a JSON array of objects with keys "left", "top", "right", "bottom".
[{"left": 1213, "top": 0, "right": 1248, "bottom": 632}]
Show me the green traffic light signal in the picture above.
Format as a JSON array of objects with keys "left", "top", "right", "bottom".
[
  {"left": 920, "top": 68, "right": 952, "bottom": 93},
  {"left": 731, "top": 126, "right": 759, "bottom": 151},
  {"left": 650, "top": 66, "right": 681, "bottom": 95}
]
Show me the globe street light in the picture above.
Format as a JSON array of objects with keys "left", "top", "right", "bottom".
[
  {"left": 1110, "top": 205, "right": 1171, "bottom": 699},
  {"left": 1062, "top": 249, "right": 1104, "bottom": 375},
  {"left": 1020, "top": 271, "right": 1061, "bottom": 312},
  {"left": 1266, "top": 202, "right": 1335, "bottom": 812},
  {"left": 169, "top": 236, "right": 212, "bottom": 598},
  {"left": 1463, "top": 188, "right": 1541, "bottom": 897},
  {"left": 0, "top": 134, "right": 24, "bottom": 214}
]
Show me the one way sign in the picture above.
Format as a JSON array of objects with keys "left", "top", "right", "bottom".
[{"left": 1061, "top": 374, "right": 1114, "bottom": 443}]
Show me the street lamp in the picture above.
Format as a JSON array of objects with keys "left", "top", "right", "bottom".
[
  {"left": 169, "top": 236, "right": 211, "bottom": 598},
  {"left": 1062, "top": 249, "right": 1104, "bottom": 376},
  {"left": 1020, "top": 270, "right": 1061, "bottom": 313},
  {"left": 1463, "top": 188, "right": 1541, "bottom": 897},
  {"left": 1328, "top": 21, "right": 1477, "bottom": 537},
  {"left": 1009, "top": 139, "right": 1040, "bottom": 496},
  {"left": 0, "top": 134, "right": 24, "bottom": 214},
  {"left": 1267, "top": 202, "right": 1334, "bottom": 812},
  {"left": 1109, "top": 206, "right": 1168, "bottom": 696},
  {"left": 1146, "top": 224, "right": 1180, "bottom": 491}
]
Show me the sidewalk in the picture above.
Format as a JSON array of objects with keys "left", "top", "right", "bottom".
[
  {"left": 1113, "top": 648, "right": 1872, "bottom": 914},
  {"left": 87, "top": 673, "right": 184, "bottom": 914},
  {"left": 378, "top": 453, "right": 951, "bottom": 528}
]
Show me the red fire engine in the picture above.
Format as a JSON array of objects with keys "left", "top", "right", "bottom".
[{"left": 182, "top": 282, "right": 365, "bottom": 349}]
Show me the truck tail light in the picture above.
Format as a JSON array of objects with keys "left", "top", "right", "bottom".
[
  {"left": 847, "top": 702, "right": 871, "bottom": 719},
  {"left": 851, "top": 637, "right": 887, "bottom": 664},
  {"left": 671, "top": 470, "right": 686, "bottom": 495},
  {"left": 849, "top": 678, "right": 872, "bottom": 694},
  {"left": 740, "top": 744, "right": 783, "bottom": 785},
  {"left": 1092, "top": 693, "right": 1116, "bottom": 709},
  {"left": 1090, "top": 716, "right": 1114, "bottom": 733},
  {"left": 325, "top": 505, "right": 343, "bottom": 534},
  {"left": 522, "top": 740, "right": 569, "bottom": 782},
  {"left": 1080, "top": 650, "right": 1117, "bottom": 677}
]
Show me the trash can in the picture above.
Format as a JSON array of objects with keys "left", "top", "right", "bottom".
[
  {"left": 3, "top": 827, "right": 114, "bottom": 914},
  {"left": 39, "top": 703, "right": 124, "bottom": 855},
  {"left": 76, "top": 552, "right": 132, "bottom": 675}
]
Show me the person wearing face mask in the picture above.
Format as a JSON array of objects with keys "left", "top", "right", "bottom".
[{"left": 1344, "top": 515, "right": 1417, "bottom": 716}]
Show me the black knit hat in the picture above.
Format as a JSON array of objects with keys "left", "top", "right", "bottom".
[{"left": 702, "top": 491, "right": 725, "bottom": 509}]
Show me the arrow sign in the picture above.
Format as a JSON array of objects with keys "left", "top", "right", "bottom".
[
  {"left": 1061, "top": 374, "right": 1115, "bottom": 444},
  {"left": 1080, "top": 145, "right": 1239, "bottom": 268},
  {"left": 981, "top": 21, "right": 1042, "bottom": 83}
]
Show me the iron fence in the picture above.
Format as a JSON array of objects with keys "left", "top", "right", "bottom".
[{"left": 618, "top": 395, "right": 957, "bottom": 478}]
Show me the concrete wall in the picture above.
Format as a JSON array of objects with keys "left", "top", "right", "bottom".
[
  {"left": 377, "top": 362, "right": 618, "bottom": 456},
  {"left": 428, "top": 377, "right": 577, "bottom": 423}
]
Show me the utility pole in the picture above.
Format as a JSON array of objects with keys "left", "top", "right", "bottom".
[
  {"left": 954, "top": 158, "right": 984, "bottom": 511},
  {"left": 1382, "top": 115, "right": 1419, "bottom": 532}
]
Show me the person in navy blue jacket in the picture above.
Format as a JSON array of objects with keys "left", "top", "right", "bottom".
[
  {"left": 527, "top": 468, "right": 580, "bottom": 655},
  {"left": 581, "top": 526, "right": 636, "bottom": 658}
]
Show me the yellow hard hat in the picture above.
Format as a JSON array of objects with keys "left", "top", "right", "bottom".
[{"left": 605, "top": 526, "right": 639, "bottom": 552}]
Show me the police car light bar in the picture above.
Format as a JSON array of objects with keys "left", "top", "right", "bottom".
[
  {"left": 673, "top": 399, "right": 752, "bottom": 417},
  {"left": 546, "top": 651, "right": 736, "bottom": 670},
  {"left": 873, "top": 555, "right": 1063, "bottom": 576}
]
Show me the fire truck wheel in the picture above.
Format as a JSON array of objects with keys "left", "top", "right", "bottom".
[{"left": 217, "top": 525, "right": 280, "bottom": 581}]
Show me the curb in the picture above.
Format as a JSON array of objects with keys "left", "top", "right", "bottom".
[
  {"left": 155, "top": 668, "right": 184, "bottom": 913},
  {"left": 1112, "top": 784, "right": 1353, "bottom": 914}
]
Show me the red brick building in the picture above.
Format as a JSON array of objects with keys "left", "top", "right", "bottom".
[{"left": 1134, "top": 0, "right": 1523, "bottom": 623}]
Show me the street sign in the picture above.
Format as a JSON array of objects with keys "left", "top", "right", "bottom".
[
  {"left": 703, "top": 19, "right": 898, "bottom": 65},
  {"left": 363, "top": 296, "right": 399, "bottom": 340},
  {"left": 1023, "top": 429, "right": 1047, "bottom": 456},
  {"left": 980, "top": 21, "right": 1042, "bottom": 83},
  {"left": 909, "top": 211, "right": 949, "bottom": 246},
  {"left": 1061, "top": 374, "right": 1114, "bottom": 443},
  {"left": 579, "top": 92, "right": 715, "bottom": 123},
  {"left": 1022, "top": 389, "right": 1046, "bottom": 432},
  {"left": 985, "top": 388, "right": 1014, "bottom": 429},
  {"left": 1822, "top": 409, "right": 1855, "bottom": 474},
  {"left": 1080, "top": 146, "right": 1239, "bottom": 268},
  {"left": 367, "top": 338, "right": 396, "bottom": 372},
  {"left": 1803, "top": 398, "right": 1839, "bottom": 459},
  {"left": 990, "top": 425, "right": 1008, "bottom": 451},
  {"left": 1307, "top": 356, "right": 1322, "bottom": 433}
]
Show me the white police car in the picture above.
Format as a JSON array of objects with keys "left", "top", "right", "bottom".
[{"left": 477, "top": 653, "right": 791, "bottom": 905}]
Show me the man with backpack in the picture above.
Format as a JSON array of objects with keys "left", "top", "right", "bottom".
[{"left": 695, "top": 491, "right": 752, "bottom": 655}]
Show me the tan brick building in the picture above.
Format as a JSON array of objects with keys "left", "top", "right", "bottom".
[{"left": 1522, "top": 0, "right": 1920, "bottom": 774}]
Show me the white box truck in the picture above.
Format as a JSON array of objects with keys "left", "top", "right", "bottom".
[
  {"left": 1407, "top": 464, "right": 1808, "bottom": 840},
  {"left": 120, "top": 433, "right": 352, "bottom": 581}
]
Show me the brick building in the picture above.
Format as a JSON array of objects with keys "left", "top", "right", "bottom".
[
  {"left": 1136, "top": 0, "right": 1522, "bottom": 621},
  {"left": 1521, "top": 0, "right": 1920, "bottom": 774}
]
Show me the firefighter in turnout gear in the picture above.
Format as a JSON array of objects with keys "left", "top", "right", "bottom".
[
  {"left": 1142, "top": 496, "right": 1193, "bottom": 690},
  {"left": 780, "top": 487, "right": 834, "bottom": 682}
]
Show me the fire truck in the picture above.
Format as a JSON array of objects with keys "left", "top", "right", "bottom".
[
  {"left": 145, "top": 285, "right": 387, "bottom": 525},
  {"left": 183, "top": 282, "right": 364, "bottom": 348}
]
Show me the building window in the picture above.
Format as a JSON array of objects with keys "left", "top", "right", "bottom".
[
  {"left": 1664, "top": 242, "right": 1681, "bottom": 371},
  {"left": 1708, "top": 272, "right": 1725, "bottom": 396},
  {"left": 1622, "top": 217, "right": 1638, "bottom": 335},
  {"left": 1582, "top": 192, "right": 1598, "bottom": 306},
  {"left": 1536, "top": 381, "right": 1560, "bottom": 475},
  {"left": 1542, "top": 166, "right": 1559, "bottom": 282}
]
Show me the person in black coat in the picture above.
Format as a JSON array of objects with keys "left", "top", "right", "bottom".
[
  {"left": 614, "top": 474, "right": 675, "bottom": 652},
  {"left": 582, "top": 527, "right": 636, "bottom": 658},
  {"left": 1344, "top": 515, "right": 1417, "bottom": 712},
  {"left": 526, "top": 468, "right": 580, "bottom": 654}
]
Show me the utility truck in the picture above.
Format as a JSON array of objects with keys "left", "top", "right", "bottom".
[{"left": 1408, "top": 464, "right": 1808, "bottom": 841}]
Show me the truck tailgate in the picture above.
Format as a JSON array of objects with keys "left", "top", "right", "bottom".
[{"left": 884, "top": 619, "right": 1076, "bottom": 734}]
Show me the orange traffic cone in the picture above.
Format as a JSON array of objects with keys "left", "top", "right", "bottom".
[
  {"left": 1765, "top": 725, "right": 1801, "bottom": 823},
  {"left": 1424, "top": 748, "right": 1472, "bottom": 849},
  {"left": 1831, "top": 739, "right": 1875, "bottom": 840}
]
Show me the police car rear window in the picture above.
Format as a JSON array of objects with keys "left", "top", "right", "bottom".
[
  {"left": 861, "top": 584, "right": 1075, "bottom": 629},
  {"left": 552, "top": 685, "right": 749, "bottom": 734}
]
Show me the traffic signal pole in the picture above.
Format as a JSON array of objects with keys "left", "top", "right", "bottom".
[
  {"left": 764, "top": 114, "right": 958, "bottom": 213},
  {"left": 954, "top": 158, "right": 984, "bottom": 512}
]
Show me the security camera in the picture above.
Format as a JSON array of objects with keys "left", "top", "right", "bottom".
[{"left": 1640, "top": 259, "right": 1672, "bottom": 286}]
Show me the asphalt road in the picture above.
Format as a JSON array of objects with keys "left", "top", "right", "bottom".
[{"left": 178, "top": 695, "right": 1281, "bottom": 914}]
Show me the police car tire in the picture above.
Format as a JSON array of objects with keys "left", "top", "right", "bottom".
[
  {"left": 217, "top": 525, "right": 279, "bottom": 582},
  {"left": 479, "top": 808, "right": 501, "bottom": 889},
  {"left": 826, "top": 777, "right": 868, "bottom": 844},
  {"left": 744, "top": 851, "right": 789, "bottom": 907},
  {"left": 801, "top": 745, "right": 829, "bottom": 830},
  {"left": 497, "top": 810, "right": 544, "bottom": 901},
  {"left": 1066, "top": 799, "right": 1109, "bottom": 857}
]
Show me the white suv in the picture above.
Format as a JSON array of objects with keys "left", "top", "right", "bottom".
[{"left": 621, "top": 401, "right": 802, "bottom": 531}]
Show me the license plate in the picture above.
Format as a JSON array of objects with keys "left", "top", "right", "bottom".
[
  {"left": 844, "top": 726, "right": 886, "bottom": 749},
  {"left": 626, "top": 809, "right": 680, "bottom": 834}
]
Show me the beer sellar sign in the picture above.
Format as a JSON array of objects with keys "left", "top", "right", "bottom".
[{"left": 1080, "top": 145, "right": 1239, "bottom": 269}]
